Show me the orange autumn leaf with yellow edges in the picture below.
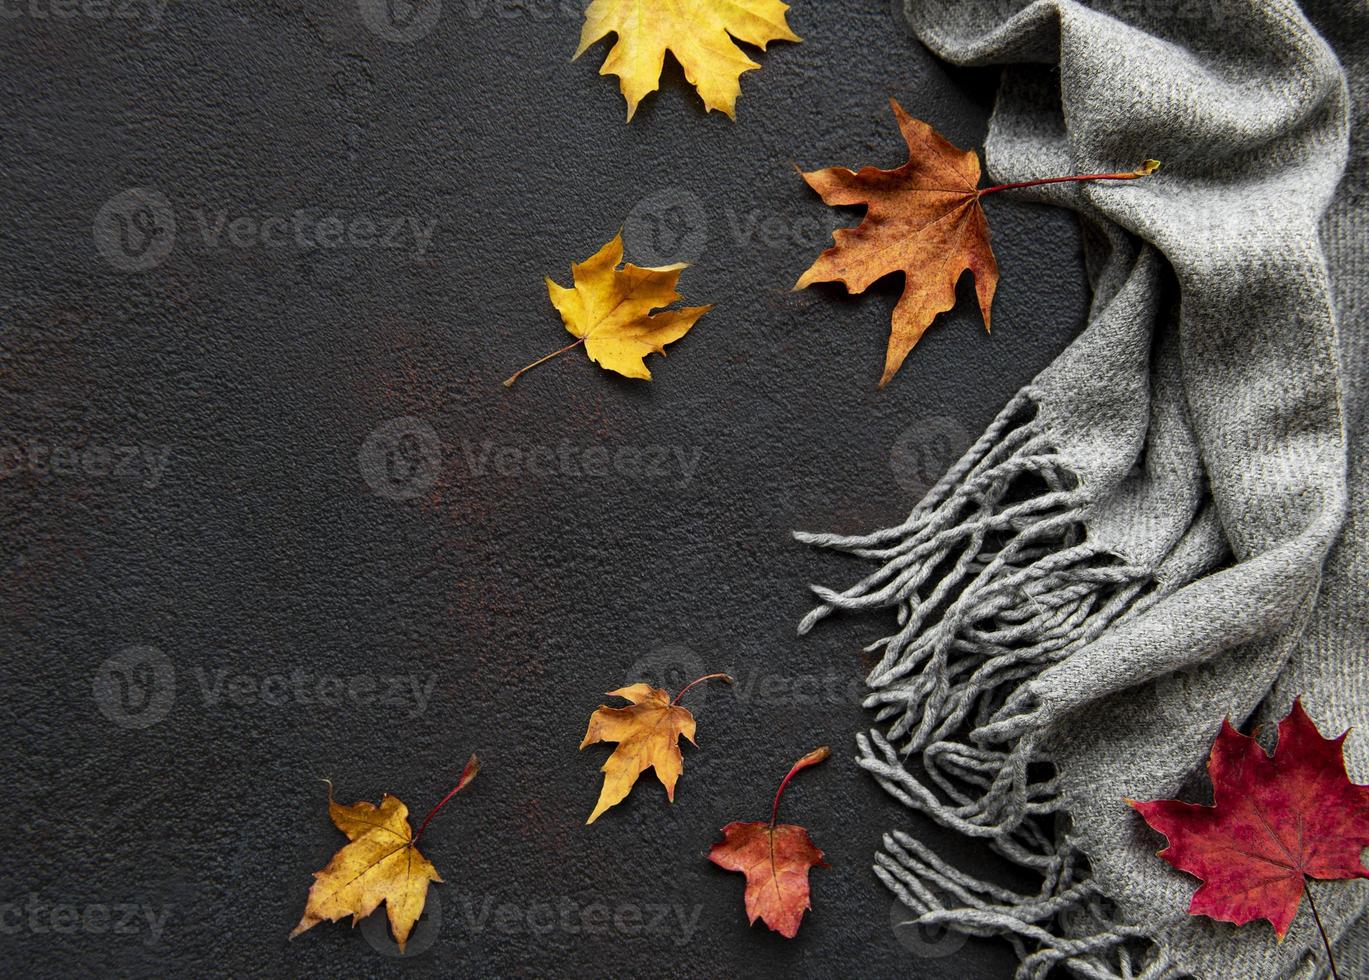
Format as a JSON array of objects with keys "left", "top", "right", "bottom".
[
  {"left": 797, "top": 99, "right": 1158, "bottom": 386},
  {"left": 580, "top": 674, "right": 730, "bottom": 824},
  {"left": 709, "top": 746, "right": 830, "bottom": 938},
  {"left": 290, "top": 754, "right": 479, "bottom": 953}
]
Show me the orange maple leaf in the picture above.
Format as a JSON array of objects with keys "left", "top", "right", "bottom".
[
  {"left": 708, "top": 746, "right": 830, "bottom": 938},
  {"left": 797, "top": 99, "right": 1157, "bottom": 386},
  {"left": 580, "top": 674, "right": 730, "bottom": 824}
]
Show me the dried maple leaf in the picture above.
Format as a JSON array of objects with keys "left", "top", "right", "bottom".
[
  {"left": 708, "top": 745, "right": 829, "bottom": 938},
  {"left": 575, "top": 0, "right": 800, "bottom": 120},
  {"left": 797, "top": 99, "right": 1158, "bottom": 386},
  {"left": 291, "top": 754, "right": 479, "bottom": 953},
  {"left": 505, "top": 233, "right": 712, "bottom": 386},
  {"left": 580, "top": 673, "right": 730, "bottom": 824},
  {"left": 1129, "top": 699, "right": 1369, "bottom": 948}
]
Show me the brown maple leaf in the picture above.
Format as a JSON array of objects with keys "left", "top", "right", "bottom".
[
  {"left": 708, "top": 745, "right": 830, "bottom": 938},
  {"left": 1129, "top": 699, "right": 1369, "bottom": 974},
  {"left": 797, "top": 99, "right": 1158, "bottom": 386}
]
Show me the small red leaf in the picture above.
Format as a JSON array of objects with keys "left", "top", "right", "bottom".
[
  {"left": 1128, "top": 699, "right": 1369, "bottom": 938},
  {"left": 708, "top": 746, "right": 830, "bottom": 939}
]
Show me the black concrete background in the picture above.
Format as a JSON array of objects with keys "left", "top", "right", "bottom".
[{"left": 0, "top": 1, "right": 1091, "bottom": 976}]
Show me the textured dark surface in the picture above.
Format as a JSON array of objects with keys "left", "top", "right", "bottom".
[{"left": 0, "top": 2, "right": 1091, "bottom": 977}]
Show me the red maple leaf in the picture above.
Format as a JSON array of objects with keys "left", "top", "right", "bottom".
[
  {"left": 1128, "top": 698, "right": 1369, "bottom": 939},
  {"left": 708, "top": 746, "right": 830, "bottom": 939}
]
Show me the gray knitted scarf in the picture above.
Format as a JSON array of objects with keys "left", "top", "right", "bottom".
[{"left": 799, "top": 2, "right": 1367, "bottom": 977}]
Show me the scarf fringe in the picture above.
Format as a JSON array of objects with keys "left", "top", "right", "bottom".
[
  {"left": 799, "top": 390, "right": 1174, "bottom": 979},
  {"left": 879, "top": 828, "right": 1181, "bottom": 979}
]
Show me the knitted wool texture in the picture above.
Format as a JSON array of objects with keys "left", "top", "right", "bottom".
[{"left": 801, "top": 2, "right": 1368, "bottom": 976}]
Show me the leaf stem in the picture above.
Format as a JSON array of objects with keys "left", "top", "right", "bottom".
[
  {"left": 1305, "top": 879, "right": 1341, "bottom": 980},
  {"left": 671, "top": 673, "right": 733, "bottom": 706},
  {"left": 503, "top": 337, "right": 585, "bottom": 388},
  {"left": 770, "top": 746, "right": 831, "bottom": 828},
  {"left": 413, "top": 754, "right": 480, "bottom": 845},
  {"left": 977, "top": 160, "right": 1160, "bottom": 199}
]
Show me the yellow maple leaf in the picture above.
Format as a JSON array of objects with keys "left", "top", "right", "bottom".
[
  {"left": 580, "top": 675, "right": 729, "bottom": 823},
  {"left": 575, "top": 0, "right": 800, "bottom": 120},
  {"left": 505, "top": 233, "right": 711, "bottom": 386},
  {"left": 290, "top": 755, "right": 478, "bottom": 953}
]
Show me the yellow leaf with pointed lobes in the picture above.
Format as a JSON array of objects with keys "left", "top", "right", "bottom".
[
  {"left": 575, "top": 0, "right": 800, "bottom": 120},
  {"left": 513, "top": 232, "right": 710, "bottom": 384},
  {"left": 290, "top": 756, "right": 478, "bottom": 953},
  {"left": 580, "top": 683, "right": 699, "bottom": 823}
]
